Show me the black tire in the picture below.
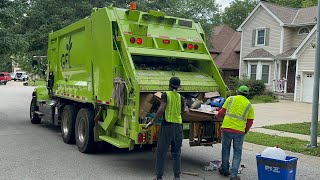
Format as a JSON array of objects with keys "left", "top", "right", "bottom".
[
  {"left": 14, "top": 79, "right": 16, "bottom": 81},
  {"left": 61, "top": 105, "right": 78, "bottom": 144},
  {"left": 22, "top": 78, "right": 25, "bottom": 81},
  {"left": 75, "top": 108, "right": 97, "bottom": 153},
  {"left": 3, "top": 82, "right": 6, "bottom": 85},
  {"left": 30, "top": 97, "right": 41, "bottom": 124}
]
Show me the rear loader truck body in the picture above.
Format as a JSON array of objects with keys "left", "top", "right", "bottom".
[{"left": 30, "top": 5, "right": 227, "bottom": 153}]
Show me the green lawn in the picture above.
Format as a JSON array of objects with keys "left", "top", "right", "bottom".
[
  {"left": 263, "top": 122, "right": 319, "bottom": 136},
  {"left": 250, "top": 95, "right": 278, "bottom": 104},
  {"left": 28, "top": 79, "right": 46, "bottom": 86},
  {"left": 245, "top": 131, "right": 320, "bottom": 156}
]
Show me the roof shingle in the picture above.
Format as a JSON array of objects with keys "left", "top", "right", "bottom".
[
  {"left": 262, "top": 2, "right": 317, "bottom": 26},
  {"left": 210, "top": 25, "right": 241, "bottom": 70},
  {"left": 244, "top": 48, "right": 275, "bottom": 59},
  {"left": 275, "top": 48, "right": 297, "bottom": 59}
]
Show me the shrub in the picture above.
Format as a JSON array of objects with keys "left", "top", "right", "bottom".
[
  {"left": 229, "top": 77, "right": 266, "bottom": 98},
  {"left": 263, "top": 90, "right": 277, "bottom": 100}
]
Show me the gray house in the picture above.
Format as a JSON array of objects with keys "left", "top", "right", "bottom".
[{"left": 238, "top": 1, "right": 317, "bottom": 102}]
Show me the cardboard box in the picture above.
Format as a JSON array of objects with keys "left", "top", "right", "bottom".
[
  {"left": 182, "top": 109, "right": 221, "bottom": 122},
  {"left": 205, "top": 92, "right": 220, "bottom": 99},
  {"left": 140, "top": 93, "right": 155, "bottom": 103},
  {"left": 139, "top": 101, "right": 153, "bottom": 119}
]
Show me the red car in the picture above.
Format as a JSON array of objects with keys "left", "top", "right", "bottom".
[{"left": 0, "top": 72, "right": 12, "bottom": 85}]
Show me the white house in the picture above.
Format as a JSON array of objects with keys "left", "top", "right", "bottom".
[{"left": 238, "top": 1, "right": 318, "bottom": 102}]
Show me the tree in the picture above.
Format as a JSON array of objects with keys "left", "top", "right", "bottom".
[
  {"left": 268, "top": 0, "right": 303, "bottom": 8},
  {"left": 0, "top": 0, "right": 28, "bottom": 55},
  {"left": 221, "top": 0, "right": 258, "bottom": 30},
  {"left": 269, "top": 0, "right": 317, "bottom": 7},
  {"left": 16, "top": 0, "right": 220, "bottom": 73},
  {"left": 302, "top": 0, "right": 317, "bottom": 7}
]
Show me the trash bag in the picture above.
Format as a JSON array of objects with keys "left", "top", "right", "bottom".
[
  {"left": 261, "top": 146, "right": 286, "bottom": 160},
  {"left": 210, "top": 97, "right": 225, "bottom": 108}
]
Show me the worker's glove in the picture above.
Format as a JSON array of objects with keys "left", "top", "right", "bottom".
[{"left": 146, "top": 120, "right": 155, "bottom": 128}]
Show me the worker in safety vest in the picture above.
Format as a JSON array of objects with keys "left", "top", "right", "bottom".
[
  {"left": 216, "top": 85, "right": 254, "bottom": 180},
  {"left": 147, "top": 77, "right": 187, "bottom": 180}
]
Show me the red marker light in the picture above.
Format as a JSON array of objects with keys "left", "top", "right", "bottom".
[
  {"left": 130, "top": 37, "right": 135, "bottom": 44},
  {"left": 188, "top": 44, "right": 193, "bottom": 50},
  {"left": 194, "top": 44, "right": 199, "bottom": 50},
  {"left": 137, "top": 38, "right": 143, "bottom": 45},
  {"left": 163, "top": 40, "right": 170, "bottom": 44}
]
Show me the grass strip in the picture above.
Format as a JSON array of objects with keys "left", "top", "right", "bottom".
[
  {"left": 245, "top": 131, "right": 320, "bottom": 156},
  {"left": 263, "top": 122, "right": 320, "bottom": 136}
]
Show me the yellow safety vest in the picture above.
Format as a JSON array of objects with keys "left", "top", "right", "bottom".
[
  {"left": 165, "top": 91, "right": 182, "bottom": 124},
  {"left": 221, "top": 95, "right": 252, "bottom": 132}
]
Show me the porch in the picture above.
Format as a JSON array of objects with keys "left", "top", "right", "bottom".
[{"left": 272, "top": 59, "right": 296, "bottom": 97}]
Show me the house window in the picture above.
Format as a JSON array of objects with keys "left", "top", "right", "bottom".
[
  {"left": 250, "top": 65, "right": 257, "bottom": 80},
  {"left": 262, "top": 65, "right": 270, "bottom": 83},
  {"left": 256, "top": 28, "right": 266, "bottom": 45},
  {"left": 298, "top": 27, "right": 310, "bottom": 35},
  {"left": 248, "top": 62, "right": 271, "bottom": 84}
]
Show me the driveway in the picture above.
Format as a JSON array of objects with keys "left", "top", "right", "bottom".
[{"left": 253, "top": 100, "right": 313, "bottom": 128}]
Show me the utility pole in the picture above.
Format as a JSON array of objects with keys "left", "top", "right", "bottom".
[{"left": 309, "top": 0, "right": 320, "bottom": 148}]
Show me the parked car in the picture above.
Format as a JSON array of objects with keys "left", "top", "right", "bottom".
[
  {"left": 10, "top": 72, "right": 15, "bottom": 79},
  {"left": 14, "top": 72, "right": 28, "bottom": 81},
  {"left": 0, "top": 72, "right": 11, "bottom": 85}
]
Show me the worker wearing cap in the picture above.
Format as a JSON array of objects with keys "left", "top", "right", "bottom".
[
  {"left": 147, "top": 77, "right": 187, "bottom": 180},
  {"left": 216, "top": 86, "right": 254, "bottom": 180}
]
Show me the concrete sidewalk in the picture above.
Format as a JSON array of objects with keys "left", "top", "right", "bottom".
[
  {"left": 253, "top": 100, "right": 313, "bottom": 128},
  {"left": 250, "top": 100, "right": 320, "bottom": 143}
]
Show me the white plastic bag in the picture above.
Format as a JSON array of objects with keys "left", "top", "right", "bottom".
[
  {"left": 200, "top": 104, "right": 212, "bottom": 113},
  {"left": 261, "top": 146, "right": 286, "bottom": 160}
]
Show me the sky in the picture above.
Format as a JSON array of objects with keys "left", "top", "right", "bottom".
[{"left": 217, "top": 0, "right": 234, "bottom": 11}]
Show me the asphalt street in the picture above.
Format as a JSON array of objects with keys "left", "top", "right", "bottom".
[{"left": 1, "top": 81, "right": 320, "bottom": 180}]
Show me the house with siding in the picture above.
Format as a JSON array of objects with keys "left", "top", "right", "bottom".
[
  {"left": 237, "top": 1, "right": 317, "bottom": 102},
  {"left": 210, "top": 25, "right": 240, "bottom": 87}
]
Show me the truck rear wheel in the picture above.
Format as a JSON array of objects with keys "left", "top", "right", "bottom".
[
  {"left": 75, "top": 108, "right": 97, "bottom": 153},
  {"left": 30, "top": 97, "right": 41, "bottom": 124},
  {"left": 61, "top": 105, "right": 78, "bottom": 144}
]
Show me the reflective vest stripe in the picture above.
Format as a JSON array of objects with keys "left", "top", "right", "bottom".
[{"left": 225, "top": 96, "right": 251, "bottom": 122}]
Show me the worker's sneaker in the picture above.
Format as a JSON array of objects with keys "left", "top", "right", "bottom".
[
  {"left": 173, "top": 177, "right": 180, "bottom": 180},
  {"left": 230, "top": 176, "right": 241, "bottom": 180},
  {"left": 218, "top": 167, "right": 231, "bottom": 176}
]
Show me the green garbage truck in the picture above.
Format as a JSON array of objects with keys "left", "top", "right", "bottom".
[{"left": 30, "top": 5, "right": 228, "bottom": 153}]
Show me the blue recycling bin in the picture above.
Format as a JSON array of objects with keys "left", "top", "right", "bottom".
[{"left": 256, "top": 154, "right": 298, "bottom": 180}]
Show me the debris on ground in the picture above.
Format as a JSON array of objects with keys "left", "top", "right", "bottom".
[
  {"left": 183, "top": 171, "right": 199, "bottom": 176},
  {"left": 238, "top": 164, "right": 246, "bottom": 174},
  {"left": 203, "top": 160, "right": 221, "bottom": 171}
]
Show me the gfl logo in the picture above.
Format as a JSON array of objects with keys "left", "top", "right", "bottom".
[{"left": 61, "top": 36, "right": 72, "bottom": 69}]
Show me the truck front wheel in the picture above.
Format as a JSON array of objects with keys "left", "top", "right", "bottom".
[
  {"left": 75, "top": 108, "right": 97, "bottom": 153},
  {"left": 61, "top": 105, "right": 78, "bottom": 144},
  {"left": 30, "top": 97, "right": 41, "bottom": 124}
]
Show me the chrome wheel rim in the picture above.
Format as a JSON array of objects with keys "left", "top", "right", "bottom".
[
  {"left": 78, "top": 117, "right": 86, "bottom": 143},
  {"left": 30, "top": 101, "right": 34, "bottom": 119},
  {"left": 62, "top": 112, "right": 69, "bottom": 136}
]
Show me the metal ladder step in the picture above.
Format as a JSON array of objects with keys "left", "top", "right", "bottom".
[{"left": 99, "top": 136, "right": 129, "bottom": 148}]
